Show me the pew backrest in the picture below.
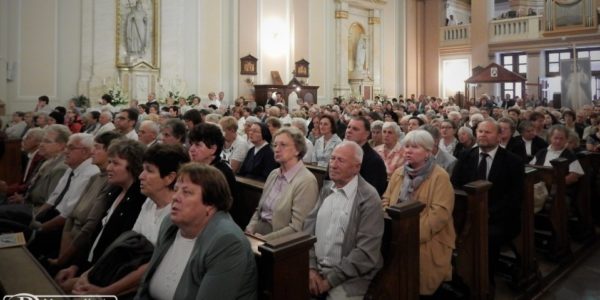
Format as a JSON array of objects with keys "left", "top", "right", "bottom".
[{"left": 453, "top": 180, "right": 492, "bottom": 300}]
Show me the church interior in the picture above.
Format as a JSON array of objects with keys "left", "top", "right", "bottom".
[{"left": 0, "top": 0, "right": 600, "bottom": 299}]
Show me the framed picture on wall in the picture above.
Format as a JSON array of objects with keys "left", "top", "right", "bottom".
[
  {"left": 241, "top": 54, "right": 258, "bottom": 75},
  {"left": 295, "top": 59, "right": 310, "bottom": 78},
  {"left": 116, "top": 0, "right": 160, "bottom": 68}
]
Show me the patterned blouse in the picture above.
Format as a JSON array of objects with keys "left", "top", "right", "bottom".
[
  {"left": 374, "top": 143, "right": 404, "bottom": 176},
  {"left": 312, "top": 134, "right": 342, "bottom": 167}
]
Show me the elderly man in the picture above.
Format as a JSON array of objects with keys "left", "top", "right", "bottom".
[
  {"left": 304, "top": 141, "right": 383, "bottom": 299},
  {"left": 29, "top": 133, "right": 100, "bottom": 260},
  {"left": 95, "top": 111, "right": 116, "bottom": 136},
  {"left": 138, "top": 120, "right": 160, "bottom": 147},
  {"left": 344, "top": 116, "right": 388, "bottom": 195},
  {"left": 8, "top": 125, "right": 70, "bottom": 206}
]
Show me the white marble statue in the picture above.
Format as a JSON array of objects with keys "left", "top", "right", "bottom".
[
  {"left": 354, "top": 35, "right": 367, "bottom": 72},
  {"left": 125, "top": 0, "right": 148, "bottom": 57}
]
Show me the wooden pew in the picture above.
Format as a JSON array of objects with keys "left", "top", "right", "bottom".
[
  {"left": 366, "top": 201, "right": 425, "bottom": 300},
  {"left": 529, "top": 158, "right": 571, "bottom": 262},
  {"left": 0, "top": 246, "right": 63, "bottom": 296},
  {"left": 453, "top": 180, "right": 492, "bottom": 300},
  {"left": 248, "top": 232, "right": 316, "bottom": 300},
  {"left": 583, "top": 152, "right": 600, "bottom": 223},
  {"left": 0, "top": 139, "right": 22, "bottom": 185},
  {"left": 573, "top": 152, "right": 595, "bottom": 243},
  {"left": 306, "top": 164, "right": 327, "bottom": 190},
  {"left": 236, "top": 176, "right": 265, "bottom": 227},
  {"left": 239, "top": 174, "right": 426, "bottom": 299},
  {"left": 509, "top": 166, "right": 541, "bottom": 291}
]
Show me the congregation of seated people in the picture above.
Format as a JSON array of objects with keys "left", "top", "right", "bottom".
[{"left": 1, "top": 90, "right": 600, "bottom": 300}]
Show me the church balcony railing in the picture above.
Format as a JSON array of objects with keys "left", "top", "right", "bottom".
[
  {"left": 440, "top": 24, "right": 471, "bottom": 47},
  {"left": 489, "top": 15, "right": 543, "bottom": 43}
]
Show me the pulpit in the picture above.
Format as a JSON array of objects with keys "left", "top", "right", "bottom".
[{"left": 254, "top": 78, "right": 318, "bottom": 108}]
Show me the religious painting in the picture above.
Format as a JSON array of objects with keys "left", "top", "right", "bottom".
[
  {"left": 240, "top": 55, "right": 258, "bottom": 75},
  {"left": 116, "top": 0, "right": 160, "bottom": 68},
  {"left": 560, "top": 58, "right": 591, "bottom": 111},
  {"left": 295, "top": 59, "right": 310, "bottom": 78}
]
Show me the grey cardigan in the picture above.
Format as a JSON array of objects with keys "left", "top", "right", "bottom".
[
  {"left": 303, "top": 175, "right": 384, "bottom": 297},
  {"left": 135, "top": 211, "right": 257, "bottom": 300}
]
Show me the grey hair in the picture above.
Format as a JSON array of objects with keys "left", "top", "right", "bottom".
[
  {"left": 382, "top": 121, "right": 401, "bottom": 137},
  {"left": 371, "top": 120, "right": 384, "bottom": 131},
  {"left": 401, "top": 129, "right": 435, "bottom": 152},
  {"left": 101, "top": 111, "right": 113, "bottom": 121},
  {"left": 420, "top": 124, "right": 441, "bottom": 141},
  {"left": 69, "top": 133, "right": 95, "bottom": 150},
  {"left": 23, "top": 127, "right": 44, "bottom": 142},
  {"left": 273, "top": 126, "right": 307, "bottom": 159},
  {"left": 45, "top": 124, "right": 72, "bottom": 144},
  {"left": 548, "top": 124, "right": 570, "bottom": 138},
  {"left": 458, "top": 126, "right": 474, "bottom": 138},
  {"left": 335, "top": 140, "right": 364, "bottom": 164},
  {"left": 291, "top": 118, "right": 308, "bottom": 135},
  {"left": 140, "top": 120, "right": 160, "bottom": 135}
]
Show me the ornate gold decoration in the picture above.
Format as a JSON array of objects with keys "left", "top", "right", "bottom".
[
  {"left": 368, "top": 17, "right": 380, "bottom": 25},
  {"left": 335, "top": 10, "right": 349, "bottom": 19}
]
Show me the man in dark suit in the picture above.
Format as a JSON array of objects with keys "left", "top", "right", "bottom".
[
  {"left": 344, "top": 116, "right": 388, "bottom": 195},
  {"left": 451, "top": 120, "right": 524, "bottom": 285}
]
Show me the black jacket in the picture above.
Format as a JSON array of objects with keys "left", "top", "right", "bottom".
[{"left": 451, "top": 146, "right": 524, "bottom": 238}]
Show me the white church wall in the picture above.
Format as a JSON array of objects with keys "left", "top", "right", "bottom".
[{"left": 1, "top": 0, "right": 83, "bottom": 114}]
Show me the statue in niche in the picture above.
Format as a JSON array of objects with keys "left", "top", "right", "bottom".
[
  {"left": 354, "top": 34, "right": 367, "bottom": 72},
  {"left": 125, "top": 0, "right": 148, "bottom": 57}
]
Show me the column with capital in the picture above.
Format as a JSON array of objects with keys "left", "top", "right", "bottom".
[
  {"left": 369, "top": 10, "right": 382, "bottom": 97},
  {"left": 333, "top": 2, "right": 351, "bottom": 97}
]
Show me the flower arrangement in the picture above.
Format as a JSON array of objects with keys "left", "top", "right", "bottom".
[
  {"left": 107, "top": 84, "right": 128, "bottom": 106},
  {"left": 102, "top": 76, "right": 128, "bottom": 106}
]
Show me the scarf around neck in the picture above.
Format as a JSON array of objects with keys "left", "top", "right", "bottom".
[{"left": 399, "top": 158, "right": 435, "bottom": 203}]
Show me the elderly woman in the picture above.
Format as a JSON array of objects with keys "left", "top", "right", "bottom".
[
  {"left": 69, "top": 143, "right": 190, "bottom": 297},
  {"left": 55, "top": 138, "right": 146, "bottom": 293},
  {"left": 238, "top": 122, "right": 278, "bottom": 181},
  {"left": 136, "top": 163, "right": 257, "bottom": 299},
  {"left": 312, "top": 115, "right": 342, "bottom": 167},
  {"left": 454, "top": 126, "right": 476, "bottom": 157},
  {"left": 246, "top": 127, "right": 319, "bottom": 240},
  {"left": 374, "top": 122, "right": 405, "bottom": 176},
  {"left": 381, "top": 130, "right": 455, "bottom": 296}
]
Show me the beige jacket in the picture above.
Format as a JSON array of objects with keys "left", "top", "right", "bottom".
[
  {"left": 382, "top": 165, "right": 456, "bottom": 295},
  {"left": 246, "top": 165, "right": 319, "bottom": 241}
]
